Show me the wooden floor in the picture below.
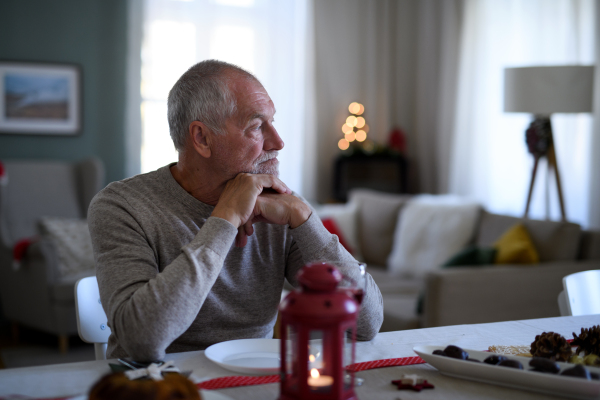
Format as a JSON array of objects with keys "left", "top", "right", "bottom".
[{"left": 0, "top": 322, "right": 94, "bottom": 369}]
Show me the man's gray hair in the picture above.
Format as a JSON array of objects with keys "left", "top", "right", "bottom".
[{"left": 167, "top": 59, "right": 258, "bottom": 151}]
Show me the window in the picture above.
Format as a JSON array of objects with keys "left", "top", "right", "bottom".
[{"left": 140, "top": 0, "right": 310, "bottom": 194}]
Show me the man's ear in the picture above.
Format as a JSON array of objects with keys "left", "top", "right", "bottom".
[{"left": 189, "top": 121, "right": 212, "bottom": 158}]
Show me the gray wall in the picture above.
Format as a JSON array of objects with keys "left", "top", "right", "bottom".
[{"left": 0, "top": 0, "right": 128, "bottom": 184}]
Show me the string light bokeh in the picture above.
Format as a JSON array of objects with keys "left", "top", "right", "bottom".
[{"left": 338, "top": 102, "right": 369, "bottom": 150}]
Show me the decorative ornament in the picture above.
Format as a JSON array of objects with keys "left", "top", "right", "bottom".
[
  {"left": 391, "top": 374, "right": 434, "bottom": 392},
  {"left": 530, "top": 332, "right": 572, "bottom": 361},
  {"left": 338, "top": 102, "right": 369, "bottom": 151},
  {"left": 387, "top": 127, "right": 406, "bottom": 154},
  {"left": 572, "top": 325, "right": 600, "bottom": 356},
  {"left": 525, "top": 118, "right": 551, "bottom": 156},
  {"left": 278, "top": 262, "right": 359, "bottom": 400},
  {"left": 124, "top": 360, "right": 180, "bottom": 381}
]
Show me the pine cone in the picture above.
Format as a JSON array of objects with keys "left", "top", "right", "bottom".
[
  {"left": 572, "top": 325, "right": 600, "bottom": 356},
  {"left": 530, "top": 332, "right": 572, "bottom": 361}
]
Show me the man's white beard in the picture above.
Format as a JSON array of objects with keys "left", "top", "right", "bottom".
[{"left": 250, "top": 151, "right": 279, "bottom": 176}]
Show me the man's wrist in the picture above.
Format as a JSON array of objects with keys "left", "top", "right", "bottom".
[
  {"left": 211, "top": 208, "right": 241, "bottom": 228},
  {"left": 289, "top": 203, "right": 312, "bottom": 229}
]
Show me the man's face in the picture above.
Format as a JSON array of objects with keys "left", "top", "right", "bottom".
[{"left": 210, "top": 75, "right": 284, "bottom": 179}]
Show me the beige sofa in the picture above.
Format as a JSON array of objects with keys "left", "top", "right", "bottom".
[{"left": 314, "top": 189, "right": 600, "bottom": 332}]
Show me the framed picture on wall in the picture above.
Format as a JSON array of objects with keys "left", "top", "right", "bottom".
[{"left": 0, "top": 61, "right": 81, "bottom": 135}]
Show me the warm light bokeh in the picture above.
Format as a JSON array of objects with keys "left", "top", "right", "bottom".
[
  {"left": 346, "top": 115, "right": 358, "bottom": 127},
  {"left": 345, "top": 132, "right": 356, "bottom": 142},
  {"left": 357, "top": 103, "right": 364, "bottom": 115},
  {"left": 348, "top": 102, "right": 361, "bottom": 114},
  {"left": 356, "top": 130, "right": 367, "bottom": 142},
  {"left": 341, "top": 124, "right": 353, "bottom": 134},
  {"left": 356, "top": 116, "right": 365, "bottom": 128},
  {"left": 363, "top": 124, "right": 369, "bottom": 133},
  {"left": 338, "top": 138, "right": 350, "bottom": 150}
]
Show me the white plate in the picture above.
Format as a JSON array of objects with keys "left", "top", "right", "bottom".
[
  {"left": 205, "top": 338, "right": 280, "bottom": 375},
  {"left": 414, "top": 345, "right": 600, "bottom": 399},
  {"left": 201, "top": 389, "right": 234, "bottom": 400}
]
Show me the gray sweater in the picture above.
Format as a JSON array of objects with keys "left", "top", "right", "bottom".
[{"left": 88, "top": 164, "right": 383, "bottom": 361}]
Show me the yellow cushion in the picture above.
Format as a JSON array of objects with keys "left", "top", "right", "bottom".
[{"left": 494, "top": 223, "right": 540, "bottom": 264}]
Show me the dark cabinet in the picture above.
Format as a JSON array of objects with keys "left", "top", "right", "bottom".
[{"left": 333, "top": 152, "right": 408, "bottom": 202}]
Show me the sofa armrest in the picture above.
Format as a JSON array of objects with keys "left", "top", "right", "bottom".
[{"left": 422, "top": 260, "right": 600, "bottom": 328}]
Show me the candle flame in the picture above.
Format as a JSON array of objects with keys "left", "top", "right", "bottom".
[{"left": 310, "top": 368, "right": 320, "bottom": 378}]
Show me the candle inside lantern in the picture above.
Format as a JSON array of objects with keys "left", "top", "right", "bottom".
[{"left": 308, "top": 368, "right": 333, "bottom": 388}]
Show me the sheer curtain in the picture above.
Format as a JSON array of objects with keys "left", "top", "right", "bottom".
[
  {"left": 138, "top": 0, "right": 311, "bottom": 194},
  {"left": 449, "top": 0, "right": 595, "bottom": 227}
]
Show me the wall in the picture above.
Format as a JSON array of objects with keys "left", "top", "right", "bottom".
[{"left": 0, "top": 0, "right": 128, "bottom": 184}]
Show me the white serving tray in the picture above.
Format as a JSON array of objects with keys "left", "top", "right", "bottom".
[{"left": 414, "top": 345, "right": 600, "bottom": 399}]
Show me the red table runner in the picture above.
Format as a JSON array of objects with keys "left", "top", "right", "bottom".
[{"left": 196, "top": 355, "right": 426, "bottom": 390}]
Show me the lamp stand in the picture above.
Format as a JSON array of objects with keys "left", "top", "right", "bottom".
[{"left": 524, "top": 116, "right": 566, "bottom": 221}]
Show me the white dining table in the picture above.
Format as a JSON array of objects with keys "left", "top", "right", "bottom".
[{"left": 0, "top": 314, "right": 599, "bottom": 400}]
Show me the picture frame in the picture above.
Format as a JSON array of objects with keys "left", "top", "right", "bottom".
[{"left": 0, "top": 61, "right": 82, "bottom": 135}]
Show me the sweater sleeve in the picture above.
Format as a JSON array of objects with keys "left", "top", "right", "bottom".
[
  {"left": 88, "top": 187, "right": 237, "bottom": 361},
  {"left": 285, "top": 212, "right": 384, "bottom": 341}
]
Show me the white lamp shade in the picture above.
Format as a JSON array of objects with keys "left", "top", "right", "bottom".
[{"left": 504, "top": 66, "right": 594, "bottom": 114}]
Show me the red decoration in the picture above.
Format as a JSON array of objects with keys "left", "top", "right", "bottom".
[
  {"left": 388, "top": 127, "right": 407, "bottom": 153},
  {"left": 321, "top": 218, "right": 353, "bottom": 255},
  {"left": 279, "top": 263, "right": 359, "bottom": 400},
  {"left": 0, "top": 160, "right": 7, "bottom": 185},
  {"left": 12, "top": 237, "right": 36, "bottom": 270}
]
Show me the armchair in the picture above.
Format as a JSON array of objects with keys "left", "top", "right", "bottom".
[{"left": 0, "top": 157, "right": 104, "bottom": 352}]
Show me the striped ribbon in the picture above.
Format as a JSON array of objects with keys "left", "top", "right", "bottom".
[
  {"left": 346, "top": 356, "right": 426, "bottom": 372},
  {"left": 197, "top": 374, "right": 280, "bottom": 390}
]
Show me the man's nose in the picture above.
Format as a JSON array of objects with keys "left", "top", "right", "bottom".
[{"left": 264, "top": 124, "right": 284, "bottom": 151}]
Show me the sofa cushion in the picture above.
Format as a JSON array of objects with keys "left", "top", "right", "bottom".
[
  {"left": 367, "top": 265, "right": 423, "bottom": 295},
  {"left": 348, "top": 189, "right": 411, "bottom": 266},
  {"left": 38, "top": 217, "right": 96, "bottom": 280},
  {"left": 386, "top": 195, "right": 481, "bottom": 277},
  {"left": 443, "top": 246, "right": 497, "bottom": 266},
  {"left": 494, "top": 223, "right": 539, "bottom": 264},
  {"left": 476, "top": 211, "right": 581, "bottom": 262}
]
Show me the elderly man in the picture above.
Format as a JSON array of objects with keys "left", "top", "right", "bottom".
[{"left": 88, "top": 60, "right": 383, "bottom": 361}]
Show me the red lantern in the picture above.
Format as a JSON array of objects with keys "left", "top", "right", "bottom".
[{"left": 278, "top": 262, "right": 359, "bottom": 400}]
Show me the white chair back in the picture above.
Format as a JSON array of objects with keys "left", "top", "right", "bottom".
[
  {"left": 562, "top": 270, "right": 600, "bottom": 316},
  {"left": 74, "top": 276, "right": 111, "bottom": 360}
]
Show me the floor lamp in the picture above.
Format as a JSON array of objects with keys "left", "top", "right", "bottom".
[{"left": 504, "top": 66, "right": 594, "bottom": 221}]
